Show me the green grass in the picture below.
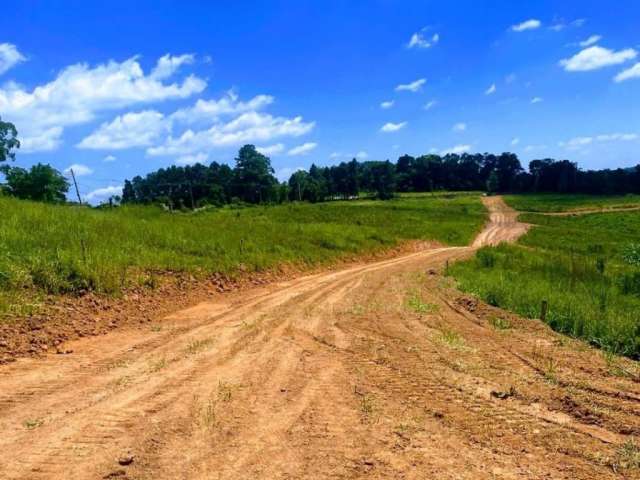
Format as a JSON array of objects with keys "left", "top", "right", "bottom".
[
  {"left": 504, "top": 193, "right": 640, "bottom": 213},
  {"left": 0, "top": 193, "right": 485, "bottom": 317},
  {"left": 450, "top": 210, "right": 640, "bottom": 358}
]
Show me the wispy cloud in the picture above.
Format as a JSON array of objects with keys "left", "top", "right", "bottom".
[
  {"left": 560, "top": 46, "right": 637, "bottom": 72},
  {"left": 424, "top": 100, "right": 438, "bottom": 110},
  {"left": 287, "top": 142, "right": 317, "bottom": 156},
  {"left": 407, "top": 29, "right": 440, "bottom": 49},
  {"left": 442, "top": 144, "right": 471, "bottom": 155},
  {"left": 560, "top": 132, "right": 638, "bottom": 149},
  {"left": 531, "top": 97, "right": 543, "bottom": 104},
  {"left": 380, "top": 122, "right": 407, "bottom": 133},
  {"left": 380, "top": 100, "right": 394, "bottom": 109},
  {"left": 485, "top": 84, "right": 496, "bottom": 95},
  {"left": 452, "top": 122, "right": 467, "bottom": 132},
  {"left": 256, "top": 143, "right": 285, "bottom": 155},
  {"left": 395, "top": 78, "right": 426, "bottom": 92},
  {"left": 579, "top": 35, "right": 602, "bottom": 47},
  {"left": 176, "top": 152, "right": 209, "bottom": 166},
  {"left": 63, "top": 164, "right": 93, "bottom": 176},
  {"left": 0, "top": 43, "right": 26, "bottom": 75},
  {"left": 615, "top": 63, "right": 640, "bottom": 82},
  {"left": 511, "top": 19, "right": 541, "bottom": 32}
]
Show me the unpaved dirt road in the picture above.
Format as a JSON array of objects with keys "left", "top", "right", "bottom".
[{"left": 1, "top": 197, "right": 639, "bottom": 479}]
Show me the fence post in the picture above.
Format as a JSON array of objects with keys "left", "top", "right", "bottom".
[{"left": 540, "top": 300, "right": 548, "bottom": 322}]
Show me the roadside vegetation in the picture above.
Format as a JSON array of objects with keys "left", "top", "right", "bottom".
[
  {"left": 0, "top": 192, "right": 485, "bottom": 317},
  {"left": 451, "top": 200, "right": 640, "bottom": 358},
  {"left": 504, "top": 193, "right": 640, "bottom": 213}
]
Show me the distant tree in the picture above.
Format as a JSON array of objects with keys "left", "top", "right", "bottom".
[
  {"left": 370, "top": 160, "right": 397, "bottom": 199},
  {"left": 0, "top": 163, "right": 69, "bottom": 202},
  {"left": 0, "top": 117, "right": 20, "bottom": 162},
  {"left": 122, "top": 179, "right": 136, "bottom": 203},
  {"left": 486, "top": 170, "right": 499, "bottom": 194},
  {"left": 232, "top": 145, "right": 278, "bottom": 203}
]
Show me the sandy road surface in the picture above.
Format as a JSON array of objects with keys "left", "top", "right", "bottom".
[{"left": 1, "top": 196, "right": 639, "bottom": 479}]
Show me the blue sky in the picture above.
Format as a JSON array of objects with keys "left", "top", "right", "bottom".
[{"left": 2, "top": 0, "right": 639, "bottom": 202}]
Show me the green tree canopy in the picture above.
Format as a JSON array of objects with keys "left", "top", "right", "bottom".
[
  {"left": 0, "top": 117, "right": 20, "bottom": 162},
  {"left": 0, "top": 163, "right": 69, "bottom": 203},
  {"left": 232, "top": 144, "right": 278, "bottom": 203}
]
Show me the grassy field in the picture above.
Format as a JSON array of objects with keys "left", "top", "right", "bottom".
[
  {"left": 451, "top": 205, "right": 640, "bottom": 358},
  {"left": 504, "top": 193, "right": 640, "bottom": 213},
  {"left": 0, "top": 192, "right": 485, "bottom": 317}
]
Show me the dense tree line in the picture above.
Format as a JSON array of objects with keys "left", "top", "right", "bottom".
[{"left": 0, "top": 117, "right": 638, "bottom": 207}]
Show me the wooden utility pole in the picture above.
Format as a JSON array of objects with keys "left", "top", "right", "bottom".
[{"left": 70, "top": 168, "right": 82, "bottom": 204}]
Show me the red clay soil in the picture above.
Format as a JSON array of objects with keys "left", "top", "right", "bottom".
[{"left": 1, "top": 197, "right": 639, "bottom": 479}]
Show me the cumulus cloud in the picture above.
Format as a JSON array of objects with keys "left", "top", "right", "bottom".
[
  {"left": 175, "top": 152, "right": 209, "bottom": 166},
  {"left": 560, "top": 46, "right": 637, "bottom": 71},
  {"left": 287, "top": 142, "right": 317, "bottom": 156},
  {"left": 380, "top": 122, "right": 407, "bottom": 133},
  {"left": 78, "top": 110, "right": 169, "bottom": 149},
  {"left": 147, "top": 111, "right": 314, "bottom": 157},
  {"left": 485, "top": 84, "right": 496, "bottom": 95},
  {"left": 380, "top": 100, "right": 394, "bottom": 109},
  {"left": 615, "top": 63, "right": 640, "bottom": 82},
  {"left": 442, "top": 144, "right": 471, "bottom": 155},
  {"left": 0, "top": 43, "right": 26, "bottom": 75},
  {"left": 452, "top": 122, "right": 467, "bottom": 132},
  {"left": 19, "top": 126, "right": 63, "bottom": 153},
  {"left": 85, "top": 185, "right": 123, "bottom": 202},
  {"left": 395, "top": 78, "right": 426, "bottom": 92},
  {"left": 64, "top": 163, "right": 93, "bottom": 176},
  {"left": 256, "top": 143, "right": 285, "bottom": 155},
  {"left": 579, "top": 35, "right": 602, "bottom": 47},
  {"left": 511, "top": 19, "right": 541, "bottom": 32},
  {"left": 171, "top": 90, "right": 274, "bottom": 123},
  {"left": 0, "top": 54, "right": 206, "bottom": 152},
  {"left": 151, "top": 53, "right": 195, "bottom": 79},
  {"left": 407, "top": 29, "right": 439, "bottom": 49}
]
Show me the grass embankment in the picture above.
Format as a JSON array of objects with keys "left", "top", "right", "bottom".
[
  {"left": 451, "top": 195, "right": 640, "bottom": 358},
  {"left": 0, "top": 192, "right": 485, "bottom": 317},
  {"left": 504, "top": 193, "right": 640, "bottom": 213}
]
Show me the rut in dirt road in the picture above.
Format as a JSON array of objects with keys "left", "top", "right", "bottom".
[{"left": 1, "top": 196, "right": 639, "bottom": 479}]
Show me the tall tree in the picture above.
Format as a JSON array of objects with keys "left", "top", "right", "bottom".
[
  {"left": 0, "top": 117, "right": 20, "bottom": 162},
  {"left": 232, "top": 145, "right": 277, "bottom": 203},
  {"left": 0, "top": 163, "right": 69, "bottom": 202}
]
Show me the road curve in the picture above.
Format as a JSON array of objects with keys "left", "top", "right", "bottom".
[{"left": 0, "top": 196, "right": 637, "bottom": 479}]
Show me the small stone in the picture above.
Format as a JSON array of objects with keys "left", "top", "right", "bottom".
[{"left": 118, "top": 453, "right": 134, "bottom": 466}]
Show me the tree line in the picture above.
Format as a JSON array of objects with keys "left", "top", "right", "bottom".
[{"left": 1, "top": 116, "right": 639, "bottom": 207}]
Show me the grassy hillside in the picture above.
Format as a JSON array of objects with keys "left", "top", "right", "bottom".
[
  {"left": 451, "top": 209, "right": 640, "bottom": 358},
  {"left": 0, "top": 192, "right": 485, "bottom": 317},
  {"left": 504, "top": 193, "right": 640, "bottom": 213}
]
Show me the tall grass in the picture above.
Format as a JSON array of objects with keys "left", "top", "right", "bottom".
[
  {"left": 0, "top": 193, "right": 485, "bottom": 316},
  {"left": 450, "top": 210, "right": 640, "bottom": 358},
  {"left": 504, "top": 193, "right": 640, "bottom": 213}
]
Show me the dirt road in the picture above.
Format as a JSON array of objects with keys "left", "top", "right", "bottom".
[{"left": 1, "top": 197, "right": 639, "bottom": 479}]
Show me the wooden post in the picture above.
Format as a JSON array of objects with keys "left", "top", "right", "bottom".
[
  {"left": 70, "top": 168, "right": 82, "bottom": 204},
  {"left": 540, "top": 300, "right": 548, "bottom": 322},
  {"left": 445, "top": 260, "right": 449, "bottom": 275}
]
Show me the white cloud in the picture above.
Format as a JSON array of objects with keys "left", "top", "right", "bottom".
[
  {"left": 176, "top": 152, "right": 209, "bottom": 166},
  {"left": 524, "top": 144, "right": 547, "bottom": 152},
  {"left": 511, "top": 19, "right": 541, "bottom": 32},
  {"left": 560, "top": 45, "right": 637, "bottom": 72},
  {"left": 355, "top": 150, "right": 368, "bottom": 159},
  {"left": 579, "top": 35, "right": 602, "bottom": 47},
  {"left": 407, "top": 29, "right": 440, "bottom": 49},
  {"left": 103, "top": 155, "right": 116, "bottom": 162},
  {"left": 147, "top": 111, "right": 314, "bottom": 157},
  {"left": 151, "top": 54, "right": 195, "bottom": 79},
  {"left": 485, "top": 84, "right": 496, "bottom": 95},
  {"left": 424, "top": 100, "right": 437, "bottom": 110},
  {"left": 531, "top": 97, "right": 543, "bottom": 104},
  {"left": 395, "top": 78, "right": 426, "bottom": 92},
  {"left": 511, "top": 137, "right": 520, "bottom": 146},
  {"left": 64, "top": 163, "right": 93, "bottom": 176},
  {"left": 560, "top": 132, "right": 638, "bottom": 149},
  {"left": 78, "top": 110, "right": 168, "bottom": 149},
  {"left": 85, "top": 185, "right": 122, "bottom": 202},
  {"left": 0, "top": 54, "right": 206, "bottom": 152},
  {"left": 19, "top": 126, "right": 63, "bottom": 153},
  {"left": 380, "top": 100, "right": 394, "bottom": 109},
  {"left": 171, "top": 90, "right": 274, "bottom": 123},
  {"left": 329, "top": 150, "right": 368, "bottom": 160},
  {"left": 380, "top": 122, "right": 407, "bottom": 133},
  {"left": 614, "top": 63, "right": 640, "bottom": 82},
  {"left": 442, "top": 144, "right": 471, "bottom": 155},
  {"left": 256, "top": 143, "right": 285, "bottom": 155},
  {"left": 0, "top": 43, "right": 26, "bottom": 75},
  {"left": 452, "top": 122, "right": 467, "bottom": 132},
  {"left": 287, "top": 142, "right": 317, "bottom": 156}
]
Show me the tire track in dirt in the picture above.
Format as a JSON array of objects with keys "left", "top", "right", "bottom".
[{"left": 0, "top": 196, "right": 638, "bottom": 479}]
